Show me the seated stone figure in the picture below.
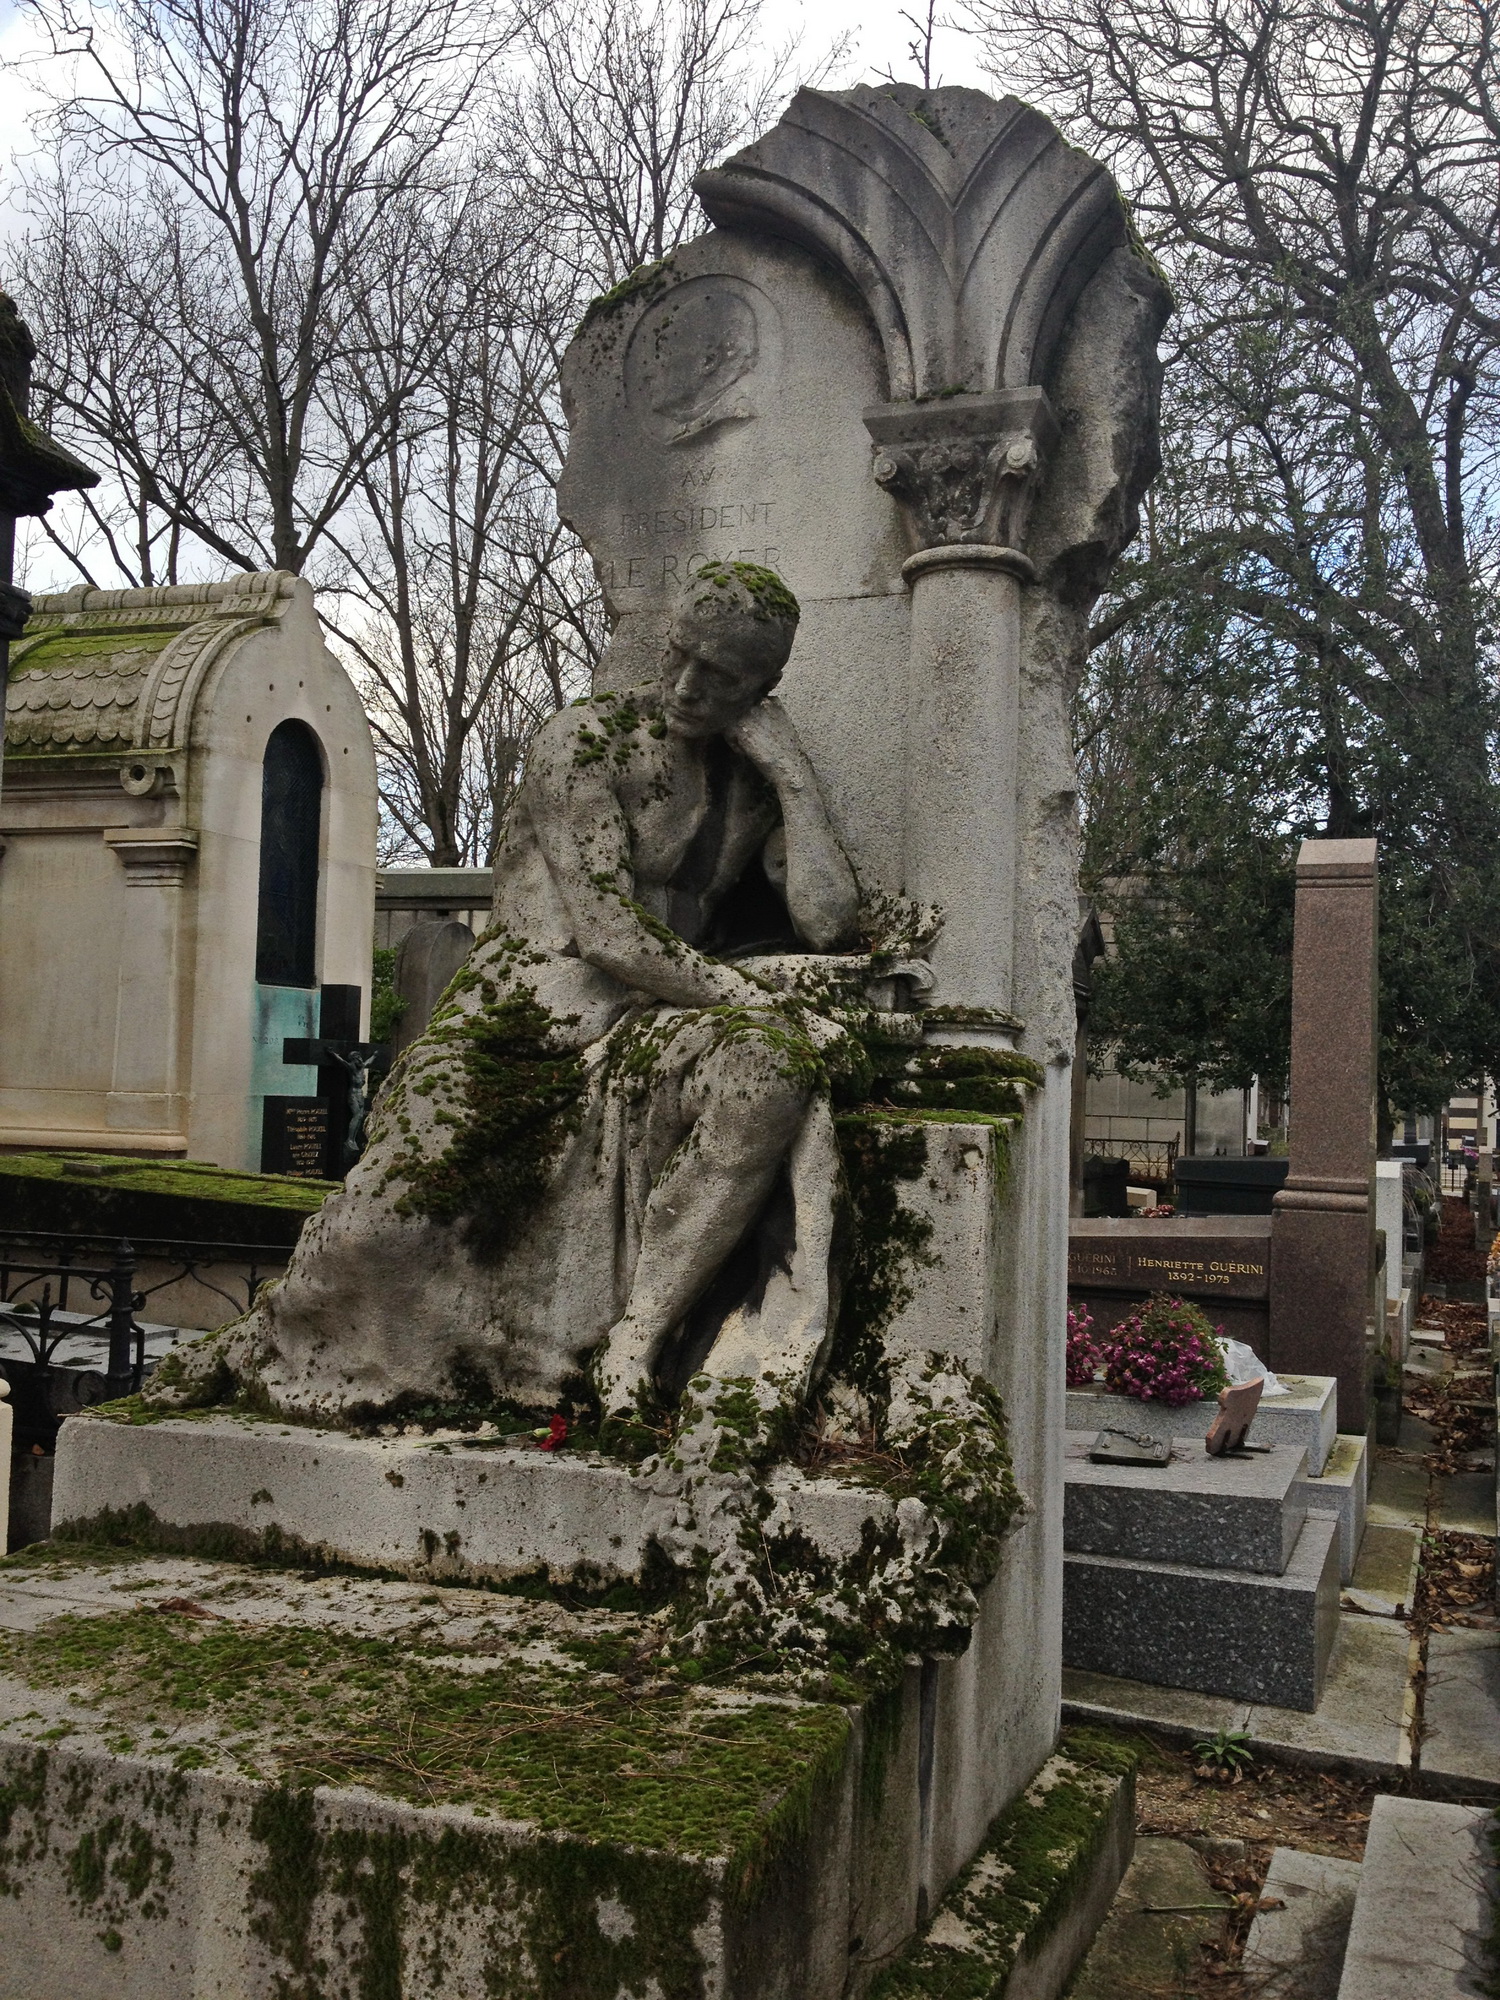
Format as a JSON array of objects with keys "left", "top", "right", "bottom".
[{"left": 156, "top": 563, "right": 876, "bottom": 1424}]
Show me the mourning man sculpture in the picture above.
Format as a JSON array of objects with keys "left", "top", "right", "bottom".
[{"left": 156, "top": 563, "right": 880, "bottom": 1424}]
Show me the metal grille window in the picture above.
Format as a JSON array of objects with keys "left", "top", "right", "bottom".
[{"left": 255, "top": 720, "right": 323, "bottom": 986}]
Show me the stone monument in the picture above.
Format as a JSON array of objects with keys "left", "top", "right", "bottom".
[
  {"left": 19, "top": 85, "right": 1167, "bottom": 1993},
  {"left": 0, "top": 574, "right": 378, "bottom": 1168},
  {"left": 1268, "top": 837, "right": 1379, "bottom": 1429}
]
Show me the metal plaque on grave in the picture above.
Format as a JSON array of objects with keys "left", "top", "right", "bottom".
[{"left": 261, "top": 1096, "right": 330, "bottom": 1178}]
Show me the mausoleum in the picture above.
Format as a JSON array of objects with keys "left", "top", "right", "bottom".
[{"left": 0, "top": 573, "right": 377, "bottom": 1169}]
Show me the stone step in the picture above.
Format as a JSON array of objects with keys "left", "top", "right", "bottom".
[
  {"left": 1067, "top": 1375, "right": 1338, "bottom": 1473},
  {"left": 1335, "top": 1795, "right": 1498, "bottom": 1998},
  {"left": 1064, "top": 1431, "right": 1308, "bottom": 1575},
  {"left": 1341, "top": 1522, "right": 1421, "bottom": 1618},
  {"left": 52, "top": 1407, "right": 895, "bottom": 1587},
  {"left": 1062, "top": 1510, "right": 1340, "bottom": 1711},
  {"left": 1242, "top": 1846, "right": 1362, "bottom": 2000}
]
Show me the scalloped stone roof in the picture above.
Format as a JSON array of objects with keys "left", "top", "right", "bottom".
[{"left": 6, "top": 573, "right": 295, "bottom": 754}]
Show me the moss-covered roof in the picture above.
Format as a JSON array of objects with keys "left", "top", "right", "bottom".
[
  {"left": 0, "top": 1151, "right": 334, "bottom": 1248},
  {"left": 6, "top": 573, "right": 295, "bottom": 754}
]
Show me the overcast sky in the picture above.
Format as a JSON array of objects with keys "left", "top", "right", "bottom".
[{"left": 0, "top": 0, "right": 993, "bottom": 245}]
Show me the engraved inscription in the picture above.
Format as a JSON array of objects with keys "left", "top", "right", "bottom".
[
  {"left": 623, "top": 500, "right": 776, "bottom": 539},
  {"left": 1068, "top": 1240, "right": 1269, "bottom": 1298},
  {"left": 598, "top": 545, "right": 782, "bottom": 594}
]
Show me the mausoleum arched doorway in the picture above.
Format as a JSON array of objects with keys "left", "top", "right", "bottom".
[{"left": 251, "top": 719, "right": 329, "bottom": 1169}]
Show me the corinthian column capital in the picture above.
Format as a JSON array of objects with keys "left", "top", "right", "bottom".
[{"left": 864, "top": 387, "right": 1058, "bottom": 569}]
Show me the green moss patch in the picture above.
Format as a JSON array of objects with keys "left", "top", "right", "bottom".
[
  {"left": 830, "top": 1116, "right": 936, "bottom": 1405},
  {"left": 0, "top": 1152, "right": 334, "bottom": 1248},
  {"left": 870, "top": 1728, "right": 1139, "bottom": 1998},
  {"left": 12, "top": 625, "right": 180, "bottom": 673},
  {"left": 373, "top": 951, "right": 586, "bottom": 1261},
  {"left": 579, "top": 258, "right": 673, "bottom": 329},
  {"left": 0, "top": 1601, "right": 849, "bottom": 1889}
]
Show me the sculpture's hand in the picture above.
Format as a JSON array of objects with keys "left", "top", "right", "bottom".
[
  {"left": 726, "top": 700, "right": 861, "bottom": 951},
  {"left": 724, "top": 697, "right": 811, "bottom": 792}
]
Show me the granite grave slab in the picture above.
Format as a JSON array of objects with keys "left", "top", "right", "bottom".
[
  {"left": 1063, "top": 1431, "right": 1308, "bottom": 1575},
  {"left": 1066, "top": 1374, "right": 1337, "bottom": 1474}
]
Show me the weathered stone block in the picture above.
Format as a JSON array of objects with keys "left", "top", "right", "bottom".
[
  {"left": 1300, "top": 1432, "right": 1368, "bottom": 1584},
  {"left": 54, "top": 1408, "right": 899, "bottom": 1585},
  {"left": 0, "top": 1550, "right": 925, "bottom": 1999},
  {"left": 861, "top": 1729, "right": 1137, "bottom": 2000},
  {"left": 1335, "top": 1795, "right": 1498, "bottom": 1998},
  {"left": 1242, "top": 1846, "right": 1361, "bottom": 2000}
]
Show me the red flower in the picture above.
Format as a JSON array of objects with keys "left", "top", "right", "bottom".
[{"left": 537, "top": 1414, "right": 569, "bottom": 1452}]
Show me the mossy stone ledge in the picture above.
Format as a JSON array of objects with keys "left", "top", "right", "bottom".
[
  {"left": 0, "top": 1151, "right": 335, "bottom": 1249},
  {"left": 870, "top": 1729, "right": 1141, "bottom": 1999},
  {"left": 0, "top": 1549, "right": 862, "bottom": 1997}
]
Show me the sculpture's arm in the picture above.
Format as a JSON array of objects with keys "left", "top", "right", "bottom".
[
  {"left": 727, "top": 699, "right": 861, "bottom": 951},
  {"left": 526, "top": 715, "right": 770, "bottom": 1010}
]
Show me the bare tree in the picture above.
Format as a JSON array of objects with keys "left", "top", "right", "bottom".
[
  {"left": 877, "top": 1, "right": 951, "bottom": 91},
  {"left": 515, "top": 0, "right": 838, "bottom": 290},
  {"left": 14, "top": 0, "right": 508, "bottom": 582},
  {"left": 966, "top": 0, "right": 1500, "bottom": 1112},
  {"left": 323, "top": 172, "right": 601, "bottom": 864}
]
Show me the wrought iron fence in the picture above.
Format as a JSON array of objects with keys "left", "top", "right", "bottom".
[
  {"left": 1082, "top": 1135, "right": 1180, "bottom": 1184},
  {"left": 0, "top": 1239, "right": 140, "bottom": 1386},
  {"left": 0, "top": 1228, "right": 284, "bottom": 1328},
  {"left": 0, "top": 1231, "right": 288, "bottom": 1451}
]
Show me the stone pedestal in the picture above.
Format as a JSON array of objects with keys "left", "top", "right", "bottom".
[{"left": 1268, "top": 839, "right": 1379, "bottom": 1430}]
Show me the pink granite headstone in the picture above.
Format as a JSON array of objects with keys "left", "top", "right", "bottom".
[{"left": 1267, "top": 837, "right": 1378, "bottom": 1430}]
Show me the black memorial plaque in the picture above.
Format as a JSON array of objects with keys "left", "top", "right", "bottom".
[
  {"left": 261, "top": 1096, "right": 331, "bottom": 1178},
  {"left": 1068, "top": 1227, "right": 1269, "bottom": 1300}
]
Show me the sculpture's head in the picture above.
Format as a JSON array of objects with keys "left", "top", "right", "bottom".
[{"left": 664, "top": 561, "right": 800, "bottom": 738}]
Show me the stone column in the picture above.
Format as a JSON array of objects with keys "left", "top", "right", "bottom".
[
  {"left": 103, "top": 827, "right": 198, "bottom": 1141},
  {"left": 1268, "top": 837, "right": 1378, "bottom": 1430},
  {"left": 864, "top": 389, "right": 1057, "bottom": 1018}
]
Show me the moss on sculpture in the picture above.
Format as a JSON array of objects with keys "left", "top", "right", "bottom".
[{"left": 374, "top": 957, "right": 587, "bottom": 1260}]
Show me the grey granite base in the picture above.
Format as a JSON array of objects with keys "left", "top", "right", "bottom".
[
  {"left": 1300, "top": 1432, "right": 1367, "bottom": 1583},
  {"left": 1064, "top": 1432, "right": 1308, "bottom": 1574},
  {"left": 1063, "top": 1612, "right": 1415, "bottom": 1777},
  {"left": 1066, "top": 1376, "right": 1337, "bottom": 1473},
  {"left": 1062, "top": 1510, "right": 1340, "bottom": 1711}
]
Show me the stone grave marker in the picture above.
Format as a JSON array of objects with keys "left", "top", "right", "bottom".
[
  {"left": 32, "top": 84, "right": 1168, "bottom": 1992},
  {"left": 1268, "top": 837, "right": 1379, "bottom": 1430}
]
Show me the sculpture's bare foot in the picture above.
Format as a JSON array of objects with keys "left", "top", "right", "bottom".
[{"left": 591, "top": 1320, "right": 655, "bottom": 1422}]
